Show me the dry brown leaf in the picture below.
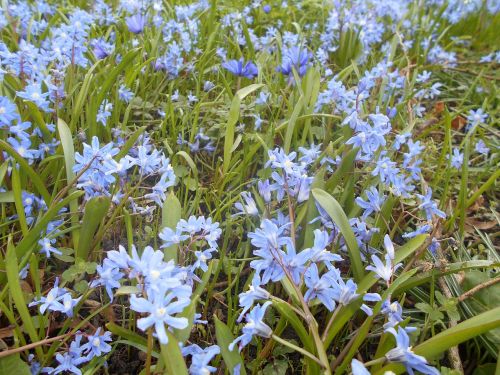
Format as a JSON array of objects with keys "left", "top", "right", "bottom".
[
  {"left": 464, "top": 218, "right": 497, "bottom": 232},
  {"left": 452, "top": 115, "right": 467, "bottom": 130},
  {"left": 433, "top": 101, "right": 445, "bottom": 114}
]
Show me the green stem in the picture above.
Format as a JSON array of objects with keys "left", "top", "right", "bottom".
[
  {"left": 363, "top": 357, "right": 386, "bottom": 367},
  {"left": 321, "top": 305, "right": 341, "bottom": 342},
  {"left": 271, "top": 334, "right": 324, "bottom": 367},
  {"left": 145, "top": 328, "right": 153, "bottom": 375}
]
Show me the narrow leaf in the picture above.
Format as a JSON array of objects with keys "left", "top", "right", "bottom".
[
  {"left": 214, "top": 316, "right": 246, "bottom": 374},
  {"left": 312, "top": 188, "right": 363, "bottom": 282}
]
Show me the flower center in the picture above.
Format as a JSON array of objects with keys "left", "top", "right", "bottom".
[{"left": 156, "top": 307, "right": 166, "bottom": 317}]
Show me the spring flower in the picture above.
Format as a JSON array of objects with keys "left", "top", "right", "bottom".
[
  {"left": 16, "top": 82, "right": 52, "bottom": 112},
  {"left": 38, "top": 237, "right": 62, "bottom": 258},
  {"left": 466, "top": 108, "right": 488, "bottom": 128},
  {"left": 304, "top": 264, "right": 337, "bottom": 311},
  {"left": 229, "top": 302, "right": 272, "bottom": 351},
  {"left": 118, "top": 84, "right": 134, "bottom": 102},
  {"left": 475, "top": 140, "right": 489, "bottom": 155},
  {"left": 90, "top": 259, "right": 124, "bottom": 300},
  {"left": 278, "top": 46, "right": 311, "bottom": 77},
  {"left": 126, "top": 13, "right": 146, "bottom": 34},
  {"left": 385, "top": 327, "right": 440, "bottom": 375},
  {"left": 130, "top": 286, "right": 190, "bottom": 345},
  {"left": 187, "top": 345, "right": 220, "bottom": 374},
  {"left": 448, "top": 148, "right": 463, "bottom": 169},
  {"left": 351, "top": 359, "right": 370, "bottom": 375},
  {"left": 233, "top": 191, "right": 259, "bottom": 216},
  {"left": 91, "top": 38, "right": 114, "bottom": 59},
  {"left": 355, "top": 187, "right": 386, "bottom": 219},
  {"left": 222, "top": 58, "right": 258, "bottom": 79},
  {"left": 81, "top": 328, "right": 113, "bottom": 358},
  {"left": 416, "top": 188, "right": 446, "bottom": 221},
  {"left": 0, "top": 96, "right": 19, "bottom": 126}
]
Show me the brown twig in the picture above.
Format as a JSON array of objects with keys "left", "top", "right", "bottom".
[
  {"left": 0, "top": 333, "right": 71, "bottom": 358},
  {"left": 457, "top": 276, "right": 500, "bottom": 303}
]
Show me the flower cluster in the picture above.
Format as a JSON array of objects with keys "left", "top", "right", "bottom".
[{"left": 73, "top": 135, "right": 176, "bottom": 207}]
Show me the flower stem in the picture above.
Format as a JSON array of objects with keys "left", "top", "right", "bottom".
[
  {"left": 145, "top": 328, "right": 153, "bottom": 375},
  {"left": 321, "top": 304, "right": 341, "bottom": 342},
  {"left": 363, "top": 357, "right": 386, "bottom": 367},
  {"left": 271, "top": 334, "right": 324, "bottom": 367}
]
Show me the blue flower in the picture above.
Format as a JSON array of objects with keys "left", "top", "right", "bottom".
[
  {"left": 130, "top": 286, "right": 190, "bottom": 345},
  {"left": 257, "top": 179, "right": 272, "bottom": 203},
  {"left": 91, "top": 38, "right": 114, "bottom": 59},
  {"left": 351, "top": 359, "right": 370, "bottom": 375},
  {"left": 402, "top": 225, "right": 431, "bottom": 239},
  {"left": 298, "top": 229, "right": 342, "bottom": 269},
  {"left": 355, "top": 187, "right": 386, "bottom": 219},
  {"left": 188, "top": 345, "right": 220, "bottom": 374},
  {"left": 81, "top": 328, "right": 112, "bottom": 359},
  {"left": 416, "top": 188, "right": 446, "bottom": 221},
  {"left": 304, "top": 264, "right": 337, "bottom": 311},
  {"left": 222, "top": 58, "right": 258, "bottom": 79},
  {"left": 366, "top": 254, "right": 398, "bottom": 283},
  {"left": 229, "top": 301, "right": 272, "bottom": 352},
  {"left": 0, "top": 96, "right": 20, "bottom": 126},
  {"left": 366, "top": 237, "right": 402, "bottom": 283},
  {"left": 59, "top": 293, "right": 82, "bottom": 317},
  {"left": 255, "top": 91, "right": 270, "bottom": 105},
  {"left": 475, "top": 140, "right": 489, "bottom": 155},
  {"left": 126, "top": 13, "right": 146, "bottom": 34},
  {"left": 448, "top": 148, "right": 463, "bottom": 170},
  {"left": 29, "top": 277, "right": 66, "bottom": 314},
  {"left": 159, "top": 227, "right": 190, "bottom": 247},
  {"left": 46, "top": 352, "right": 83, "bottom": 375},
  {"left": 7, "top": 137, "right": 37, "bottom": 163},
  {"left": 238, "top": 275, "right": 270, "bottom": 322},
  {"left": 233, "top": 191, "right": 259, "bottom": 216},
  {"left": 90, "top": 259, "right": 124, "bottom": 300},
  {"left": 118, "top": 84, "right": 134, "bottom": 103},
  {"left": 385, "top": 327, "right": 440, "bottom": 375},
  {"left": 277, "top": 46, "right": 311, "bottom": 77},
  {"left": 16, "top": 82, "right": 52, "bottom": 112},
  {"left": 38, "top": 237, "right": 62, "bottom": 258},
  {"left": 97, "top": 100, "right": 113, "bottom": 126},
  {"left": 466, "top": 108, "right": 488, "bottom": 128}
]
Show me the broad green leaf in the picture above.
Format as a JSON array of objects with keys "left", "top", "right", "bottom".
[
  {"left": 58, "top": 118, "right": 79, "bottom": 248},
  {"left": 214, "top": 316, "right": 246, "bottom": 375},
  {"left": 376, "top": 307, "right": 500, "bottom": 374},
  {"left": 284, "top": 96, "right": 304, "bottom": 153},
  {"left": 324, "top": 235, "right": 427, "bottom": 349},
  {"left": 0, "top": 161, "right": 8, "bottom": 185},
  {"left": 161, "top": 332, "right": 188, "bottom": 375},
  {"left": 0, "top": 191, "right": 83, "bottom": 285},
  {"left": 0, "top": 355, "right": 31, "bottom": 375},
  {"left": 6, "top": 239, "right": 43, "bottom": 359},
  {"left": 223, "top": 83, "right": 264, "bottom": 173},
  {"left": 115, "top": 126, "right": 146, "bottom": 160},
  {"left": 106, "top": 322, "right": 148, "bottom": 348},
  {"left": 11, "top": 167, "right": 28, "bottom": 235},
  {"left": 76, "top": 196, "right": 111, "bottom": 261},
  {"left": 325, "top": 147, "right": 358, "bottom": 191},
  {"left": 312, "top": 188, "right": 363, "bottom": 282},
  {"left": 0, "top": 191, "right": 14, "bottom": 203},
  {"left": 393, "top": 260, "right": 497, "bottom": 295},
  {"left": 161, "top": 192, "right": 182, "bottom": 262},
  {"left": 273, "top": 300, "right": 320, "bottom": 374},
  {"left": 0, "top": 139, "right": 51, "bottom": 204}
]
